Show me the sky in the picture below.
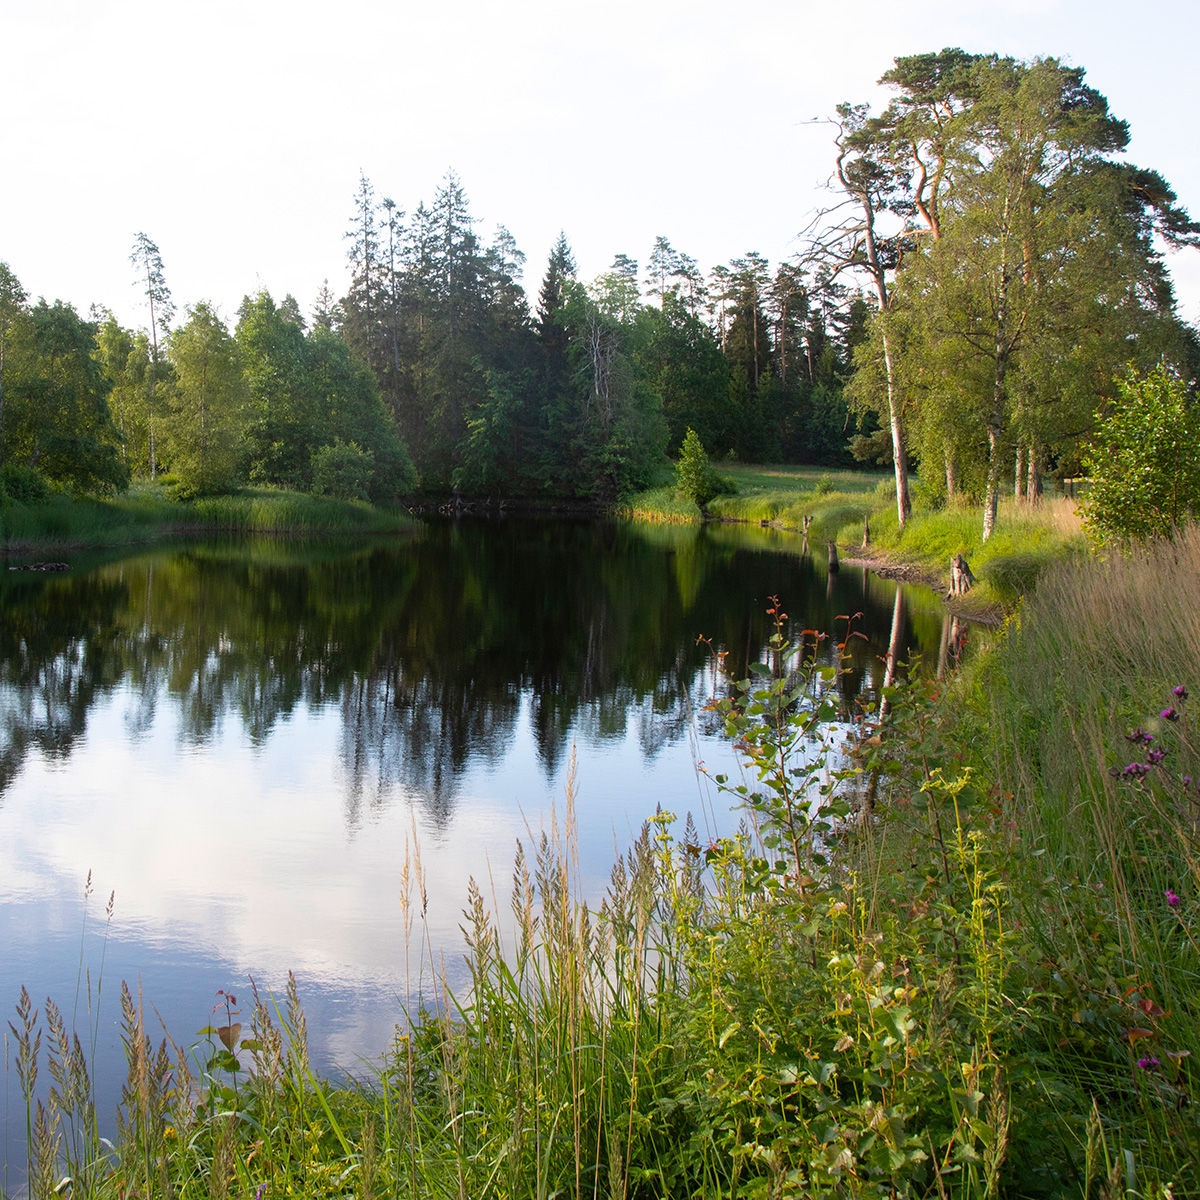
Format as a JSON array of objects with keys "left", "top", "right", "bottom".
[{"left": 5, "top": 0, "right": 1200, "bottom": 331}]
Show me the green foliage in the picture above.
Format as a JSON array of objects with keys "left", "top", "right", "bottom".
[
  {"left": 165, "top": 302, "right": 248, "bottom": 497},
  {"left": 0, "top": 484, "right": 408, "bottom": 549},
  {"left": 0, "top": 462, "right": 51, "bottom": 505},
  {"left": 2, "top": 299, "right": 131, "bottom": 494},
  {"left": 1082, "top": 363, "right": 1200, "bottom": 540},
  {"left": 844, "top": 51, "right": 1198, "bottom": 542},
  {"left": 977, "top": 549, "right": 1052, "bottom": 602},
  {"left": 674, "top": 426, "right": 723, "bottom": 508},
  {"left": 310, "top": 439, "right": 375, "bottom": 501},
  {"left": 961, "top": 531, "right": 1200, "bottom": 1190}
]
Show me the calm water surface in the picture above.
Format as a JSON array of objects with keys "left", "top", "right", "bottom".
[{"left": 0, "top": 515, "right": 961, "bottom": 1168}]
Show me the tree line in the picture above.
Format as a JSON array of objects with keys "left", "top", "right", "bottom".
[
  {"left": 0, "top": 176, "right": 867, "bottom": 503},
  {"left": 1, "top": 49, "right": 1194, "bottom": 511},
  {"left": 818, "top": 49, "right": 1200, "bottom": 539}
]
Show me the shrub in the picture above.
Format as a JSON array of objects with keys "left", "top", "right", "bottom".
[
  {"left": 1082, "top": 363, "right": 1200, "bottom": 541},
  {"left": 311, "top": 440, "right": 375, "bottom": 502},
  {"left": 0, "top": 462, "right": 52, "bottom": 505}
]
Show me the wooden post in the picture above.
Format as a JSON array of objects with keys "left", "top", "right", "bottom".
[{"left": 862, "top": 514, "right": 870, "bottom": 549}]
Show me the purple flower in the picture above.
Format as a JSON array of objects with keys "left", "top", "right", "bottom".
[
  {"left": 1165, "top": 889, "right": 1182, "bottom": 908},
  {"left": 1125, "top": 727, "right": 1154, "bottom": 744},
  {"left": 1148, "top": 748, "right": 1166, "bottom": 764},
  {"left": 1137, "top": 1055, "right": 1161, "bottom": 1070},
  {"left": 1122, "top": 762, "right": 1151, "bottom": 780},
  {"left": 1174, "top": 685, "right": 1189, "bottom": 699},
  {"left": 1161, "top": 707, "right": 1178, "bottom": 722}
]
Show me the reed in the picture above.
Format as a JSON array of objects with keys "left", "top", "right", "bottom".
[{"left": 0, "top": 486, "right": 410, "bottom": 552}]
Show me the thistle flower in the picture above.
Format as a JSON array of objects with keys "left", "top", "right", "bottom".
[
  {"left": 1165, "top": 889, "right": 1182, "bottom": 908},
  {"left": 1161, "top": 707, "right": 1178, "bottom": 722},
  {"left": 1173, "top": 685, "right": 1188, "bottom": 699},
  {"left": 1137, "top": 1055, "right": 1161, "bottom": 1070}
]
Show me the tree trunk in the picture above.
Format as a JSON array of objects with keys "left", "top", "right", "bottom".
[
  {"left": 1014, "top": 443, "right": 1026, "bottom": 503},
  {"left": 983, "top": 422, "right": 1001, "bottom": 542},
  {"left": 1027, "top": 446, "right": 1042, "bottom": 505},
  {"left": 881, "top": 326, "right": 911, "bottom": 528},
  {"left": 945, "top": 447, "right": 958, "bottom": 499}
]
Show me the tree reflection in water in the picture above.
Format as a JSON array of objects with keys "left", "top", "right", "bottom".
[{"left": 0, "top": 517, "right": 959, "bottom": 823}]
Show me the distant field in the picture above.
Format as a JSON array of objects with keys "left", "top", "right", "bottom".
[{"left": 719, "top": 463, "right": 892, "bottom": 495}]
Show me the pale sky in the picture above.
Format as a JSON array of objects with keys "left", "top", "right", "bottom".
[{"left": 5, "top": 0, "right": 1199, "bottom": 330}]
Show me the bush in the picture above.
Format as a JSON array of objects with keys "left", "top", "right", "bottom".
[
  {"left": 1083, "top": 363, "right": 1200, "bottom": 541},
  {"left": 0, "top": 462, "right": 51, "bottom": 505},
  {"left": 311, "top": 440, "right": 375, "bottom": 502}
]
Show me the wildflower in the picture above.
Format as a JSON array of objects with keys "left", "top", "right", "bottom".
[
  {"left": 1125, "top": 727, "right": 1154, "bottom": 744},
  {"left": 1165, "top": 889, "right": 1182, "bottom": 908},
  {"left": 1161, "top": 707, "right": 1178, "bottom": 722},
  {"left": 1122, "top": 762, "right": 1151, "bottom": 780},
  {"left": 1174, "top": 685, "right": 1188, "bottom": 699},
  {"left": 1148, "top": 748, "right": 1166, "bottom": 764},
  {"left": 1137, "top": 1055, "right": 1161, "bottom": 1070}
]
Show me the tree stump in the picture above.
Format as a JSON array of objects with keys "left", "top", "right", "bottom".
[{"left": 949, "top": 552, "right": 976, "bottom": 596}]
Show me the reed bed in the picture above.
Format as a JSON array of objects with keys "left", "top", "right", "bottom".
[{"left": 0, "top": 487, "right": 409, "bottom": 551}]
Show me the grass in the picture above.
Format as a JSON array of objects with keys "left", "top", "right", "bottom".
[
  {"left": 0, "top": 483, "right": 411, "bottom": 552},
  {"left": 7, "top": 516, "right": 1200, "bottom": 1197}
]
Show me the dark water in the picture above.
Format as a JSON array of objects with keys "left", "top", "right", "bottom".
[{"left": 0, "top": 515, "right": 962, "bottom": 1174}]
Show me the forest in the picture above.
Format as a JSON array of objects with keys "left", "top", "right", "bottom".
[{"left": 0, "top": 49, "right": 1197, "bottom": 517}]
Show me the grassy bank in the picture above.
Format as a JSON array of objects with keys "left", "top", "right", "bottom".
[
  {"left": 0, "top": 484, "right": 411, "bottom": 552},
  {"left": 623, "top": 465, "right": 1087, "bottom": 610}
]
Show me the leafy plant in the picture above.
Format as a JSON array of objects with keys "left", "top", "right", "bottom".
[
  {"left": 1083, "top": 363, "right": 1200, "bottom": 541},
  {"left": 674, "top": 427, "right": 726, "bottom": 509},
  {"left": 0, "top": 461, "right": 51, "bottom": 505}
]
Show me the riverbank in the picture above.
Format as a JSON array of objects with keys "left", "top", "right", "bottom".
[
  {"left": 621, "top": 465, "right": 1087, "bottom": 619},
  {"left": 0, "top": 485, "right": 412, "bottom": 555}
]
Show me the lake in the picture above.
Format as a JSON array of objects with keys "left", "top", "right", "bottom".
[{"left": 0, "top": 515, "right": 961, "bottom": 1174}]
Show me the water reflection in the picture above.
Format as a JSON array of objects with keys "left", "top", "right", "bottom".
[{"left": 0, "top": 517, "right": 964, "bottom": 1167}]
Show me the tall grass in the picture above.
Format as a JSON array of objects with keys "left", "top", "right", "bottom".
[
  {"left": 961, "top": 528, "right": 1200, "bottom": 1190},
  {"left": 0, "top": 486, "right": 409, "bottom": 551}
]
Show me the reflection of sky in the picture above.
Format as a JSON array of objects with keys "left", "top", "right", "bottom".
[{"left": 0, "top": 671, "right": 747, "bottom": 1164}]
